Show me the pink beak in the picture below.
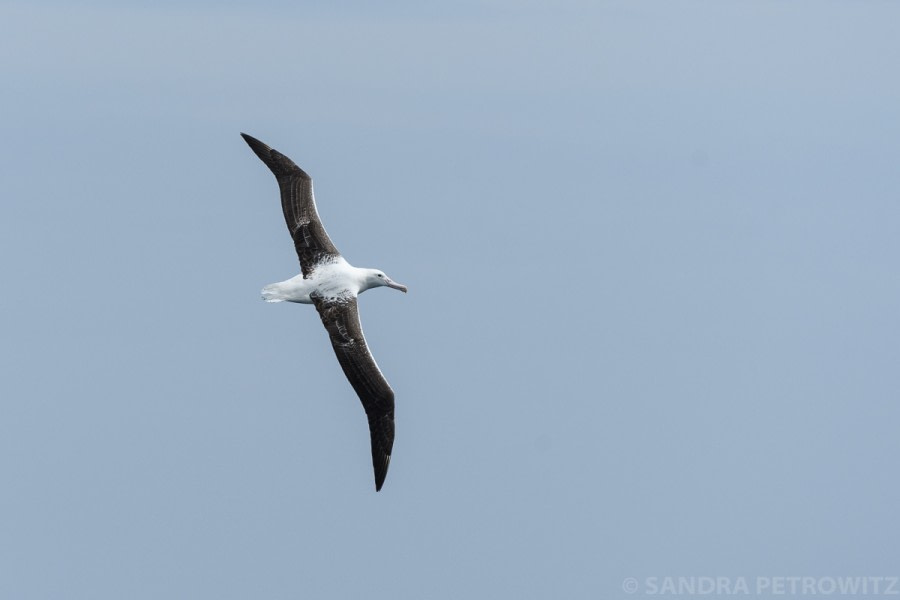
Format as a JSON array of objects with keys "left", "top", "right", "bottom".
[{"left": 384, "top": 277, "right": 408, "bottom": 293}]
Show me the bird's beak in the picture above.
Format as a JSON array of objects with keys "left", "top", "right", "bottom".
[{"left": 384, "top": 278, "right": 408, "bottom": 293}]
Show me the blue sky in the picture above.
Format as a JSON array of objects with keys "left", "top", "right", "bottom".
[{"left": 2, "top": 2, "right": 899, "bottom": 598}]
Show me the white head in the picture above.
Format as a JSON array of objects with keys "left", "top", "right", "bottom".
[{"left": 362, "top": 268, "right": 408, "bottom": 293}]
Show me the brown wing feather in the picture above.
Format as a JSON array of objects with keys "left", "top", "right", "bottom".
[
  {"left": 241, "top": 133, "right": 341, "bottom": 277},
  {"left": 312, "top": 295, "right": 395, "bottom": 491}
]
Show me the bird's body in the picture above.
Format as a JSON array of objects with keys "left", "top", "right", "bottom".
[
  {"left": 262, "top": 258, "right": 385, "bottom": 304},
  {"left": 241, "top": 133, "right": 406, "bottom": 492}
]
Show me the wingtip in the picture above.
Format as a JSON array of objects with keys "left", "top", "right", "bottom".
[
  {"left": 368, "top": 411, "right": 394, "bottom": 492},
  {"left": 240, "top": 133, "right": 308, "bottom": 179},
  {"left": 373, "top": 453, "right": 391, "bottom": 492},
  {"left": 240, "top": 132, "right": 267, "bottom": 152}
]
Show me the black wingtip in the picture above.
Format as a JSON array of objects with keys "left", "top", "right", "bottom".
[
  {"left": 240, "top": 132, "right": 262, "bottom": 146},
  {"left": 240, "top": 132, "right": 272, "bottom": 160},
  {"left": 374, "top": 453, "right": 391, "bottom": 492},
  {"left": 369, "top": 412, "right": 394, "bottom": 492},
  {"left": 240, "top": 132, "right": 308, "bottom": 179}
]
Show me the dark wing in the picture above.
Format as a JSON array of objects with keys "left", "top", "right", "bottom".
[
  {"left": 312, "top": 295, "right": 395, "bottom": 492},
  {"left": 241, "top": 133, "right": 341, "bottom": 277}
]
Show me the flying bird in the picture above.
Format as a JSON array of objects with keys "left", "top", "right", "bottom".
[{"left": 241, "top": 133, "right": 407, "bottom": 492}]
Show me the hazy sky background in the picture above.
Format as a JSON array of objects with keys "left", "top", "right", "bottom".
[{"left": 2, "top": 1, "right": 899, "bottom": 598}]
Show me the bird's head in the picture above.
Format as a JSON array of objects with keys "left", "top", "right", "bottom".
[{"left": 365, "top": 269, "right": 408, "bottom": 293}]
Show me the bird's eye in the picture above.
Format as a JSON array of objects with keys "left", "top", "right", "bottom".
[{"left": 378, "top": 274, "right": 384, "bottom": 278}]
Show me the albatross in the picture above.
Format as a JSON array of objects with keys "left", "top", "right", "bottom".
[{"left": 241, "top": 133, "right": 407, "bottom": 492}]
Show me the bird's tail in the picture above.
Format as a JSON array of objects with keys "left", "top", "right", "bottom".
[{"left": 261, "top": 283, "right": 286, "bottom": 303}]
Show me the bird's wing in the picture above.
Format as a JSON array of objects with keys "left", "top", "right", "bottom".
[
  {"left": 241, "top": 133, "right": 341, "bottom": 277},
  {"left": 312, "top": 294, "right": 395, "bottom": 491}
]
